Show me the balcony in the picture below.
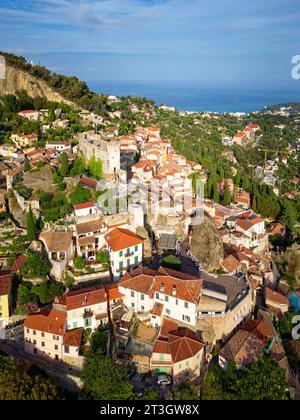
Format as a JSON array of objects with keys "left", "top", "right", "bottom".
[
  {"left": 116, "top": 262, "right": 140, "bottom": 273},
  {"left": 124, "top": 251, "right": 134, "bottom": 258},
  {"left": 83, "top": 309, "right": 94, "bottom": 319}
]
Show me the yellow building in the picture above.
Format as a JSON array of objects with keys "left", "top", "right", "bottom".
[{"left": 0, "top": 271, "right": 12, "bottom": 319}]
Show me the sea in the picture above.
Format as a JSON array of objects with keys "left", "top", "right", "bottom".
[{"left": 89, "top": 81, "right": 300, "bottom": 114}]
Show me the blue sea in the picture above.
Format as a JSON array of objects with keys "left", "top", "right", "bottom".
[{"left": 89, "top": 81, "right": 300, "bottom": 114}]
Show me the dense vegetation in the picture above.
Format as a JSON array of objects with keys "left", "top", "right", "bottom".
[
  {"left": 201, "top": 356, "right": 288, "bottom": 400},
  {"left": 0, "top": 353, "right": 67, "bottom": 400}
]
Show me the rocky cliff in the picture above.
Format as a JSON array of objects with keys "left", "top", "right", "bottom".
[
  {"left": 0, "top": 65, "right": 75, "bottom": 106},
  {"left": 190, "top": 214, "right": 223, "bottom": 272}
]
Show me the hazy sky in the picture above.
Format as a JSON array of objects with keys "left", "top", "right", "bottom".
[{"left": 1, "top": 0, "right": 300, "bottom": 89}]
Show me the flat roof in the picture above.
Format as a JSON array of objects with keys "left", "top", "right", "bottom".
[{"left": 159, "top": 233, "right": 177, "bottom": 250}]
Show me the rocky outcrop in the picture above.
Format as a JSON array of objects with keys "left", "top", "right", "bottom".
[
  {"left": 0, "top": 65, "right": 75, "bottom": 107},
  {"left": 190, "top": 214, "right": 223, "bottom": 272},
  {"left": 136, "top": 226, "right": 152, "bottom": 260},
  {"left": 7, "top": 190, "right": 26, "bottom": 228}
]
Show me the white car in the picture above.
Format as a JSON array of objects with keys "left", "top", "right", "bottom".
[{"left": 157, "top": 375, "right": 172, "bottom": 386}]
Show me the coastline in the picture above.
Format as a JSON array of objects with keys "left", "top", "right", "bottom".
[{"left": 89, "top": 81, "right": 300, "bottom": 114}]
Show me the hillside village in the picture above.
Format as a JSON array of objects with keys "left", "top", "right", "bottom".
[{"left": 0, "top": 55, "right": 299, "bottom": 400}]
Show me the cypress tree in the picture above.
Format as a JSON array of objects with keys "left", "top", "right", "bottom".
[
  {"left": 26, "top": 205, "right": 36, "bottom": 241},
  {"left": 223, "top": 181, "right": 231, "bottom": 205},
  {"left": 213, "top": 180, "right": 219, "bottom": 203}
]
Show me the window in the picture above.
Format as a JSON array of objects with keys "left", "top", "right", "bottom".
[
  {"left": 141, "top": 305, "right": 145, "bottom": 311},
  {"left": 64, "top": 346, "right": 70, "bottom": 354},
  {"left": 41, "top": 342, "right": 45, "bottom": 347},
  {"left": 119, "top": 251, "right": 123, "bottom": 257},
  {"left": 26, "top": 328, "right": 29, "bottom": 334},
  {"left": 156, "top": 292, "right": 159, "bottom": 299},
  {"left": 175, "top": 299, "right": 178, "bottom": 306},
  {"left": 140, "top": 293, "right": 145, "bottom": 301},
  {"left": 134, "top": 256, "right": 139, "bottom": 264},
  {"left": 127, "top": 259, "right": 130, "bottom": 266},
  {"left": 85, "top": 318, "right": 92, "bottom": 327},
  {"left": 127, "top": 248, "right": 130, "bottom": 255},
  {"left": 41, "top": 332, "right": 45, "bottom": 337},
  {"left": 159, "top": 353, "right": 164, "bottom": 361},
  {"left": 179, "top": 363, "right": 182, "bottom": 369},
  {"left": 182, "top": 315, "right": 191, "bottom": 323},
  {"left": 119, "top": 261, "right": 123, "bottom": 270},
  {"left": 186, "top": 360, "right": 190, "bottom": 367},
  {"left": 54, "top": 345, "right": 58, "bottom": 350},
  {"left": 165, "top": 295, "right": 169, "bottom": 302},
  {"left": 33, "top": 340, "right": 37, "bottom": 345},
  {"left": 33, "top": 330, "right": 36, "bottom": 336},
  {"left": 134, "top": 245, "right": 138, "bottom": 252},
  {"left": 73, "top": 322, "right": 77, "bottom": 329},
  {"left": 166, "top": 309, "right": 171, "bottom": 316},
  {"left": 184, "top": 302, "right": 189, "bottom": 309},
  {"left": 131, "top": 303, "right": 135, "bottom": 308},
  {"left": 131, "top": 291, "right": 135, "bottom": 297}
]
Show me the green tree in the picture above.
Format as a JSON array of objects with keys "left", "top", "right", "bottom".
[
  {"left": 59, "top": 152, "right": 69, "bottom": 177},
  {"left": 223, "top": 181, "right": 231, "bottom": 205},
  {"left": 70, "top": 185, "right": 92, "bottom": 206},
  {"left": 89, "top": 153, "right": 103, "bottom": 180},
  {"left": 0, "top": 354, "right": 65, "bottom": 400},
  {"left": 81, "top": 354, "right": 135, "bottom": 400},
  {"left": 24, "top": 159, "right": 31, "bottom": 172},
  {"left": 162, "top": 255, "right": 182, "bottom": 271},
  {"left": 70, "top": 157, "right": 85, "bottom": 177},
  {"left": 21, "top": 251, "right": 51, "bottom": 279},
  {"left": 96, "top": 251, "right": 110, "bottom": 271},
  {"left": 236, "top": 356, "right": 288, "bottom": 400},
  {"left": 212, "top": 180, "right": 219, "bottom": 203},
  {"left": 26, "top": 205, "right": 36, "bottom": 241},
  {"left": 74, "top": 256, "right": 85, "bottom": 270},
  {"left": 172, "top": 381, "right": 199, "bottom": 400},
  {"left": 90, "top": 329, "right": 107, "bottom": 354}
]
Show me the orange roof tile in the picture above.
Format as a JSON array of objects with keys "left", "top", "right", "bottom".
[
  {"left": 24, "top": 308, "right": 67, "bottom": 335},
  {"left": 105, "top": 228, "right": 144, "bottom": 252}
]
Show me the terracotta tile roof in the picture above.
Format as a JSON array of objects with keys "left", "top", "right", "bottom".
[
  {"left": 264, "top": 288, "right": 289, "bottom": 306},
  {"left": 0, "top": 270, "right": 12, "bottom": 296},
  {"left": 74, "top": 201, "right": 96, "bottom": 210},
  {"left": 40, "top": 230, "right": 73, "bottom": 253},
  {"left": 119, "top": 267, "right": 202, "bottom": 304},
  {"left": 105, "top": 228, "right": 144, "bottom": 252},
  {"left": 220, "top": 319, "right": 273, "bottom": 366},
  {"left": 236, "top": 216, "right": 264, "bottom": 231},
  {"left": 59, "top": 286, "right": 107, "bottom": 311},
  {"left": 9, "top": 254, "right": 28, "bottom": 272},
  {"left": 150, "top": 302, "right": 164, "bottom": 316},
  {"left": 150, "top": 275, "right": 202, "bottom": 304},
  {"left": 63, "top": 328, "right": 83, "bottom": 347},
  {"left": 79, "top": 177, "right": 97, "bottom": 189},
  {"left": 76, "top": 218, "right": 103, "bottom": 235},
  {"left": 153, "top": 327, "right": 204, "bottom": 364},
  {"left": 221, "top": 255, "right": 241, "bottom": 273},
  {"left": 132, "top": 159, "right": 156, "bottom": 170},
  {"left": 19, "top": 110, "right": 37, "bottom": 114},
  {"left": 24, "top": 308, "right": 67, "bottom": 336},
  {"left": 119, "top": 272, "right": 154, "bottom": 295},
  {"left": 159, "top": 318, "right": 178, "bottom": 338},
  {"left": 106, "top": 284, "right": 124, "bottom": 301}
]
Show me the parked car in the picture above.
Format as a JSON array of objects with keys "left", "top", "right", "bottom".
[{"left": 156, "top": 375, "right": 172, "bottom": 386}]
